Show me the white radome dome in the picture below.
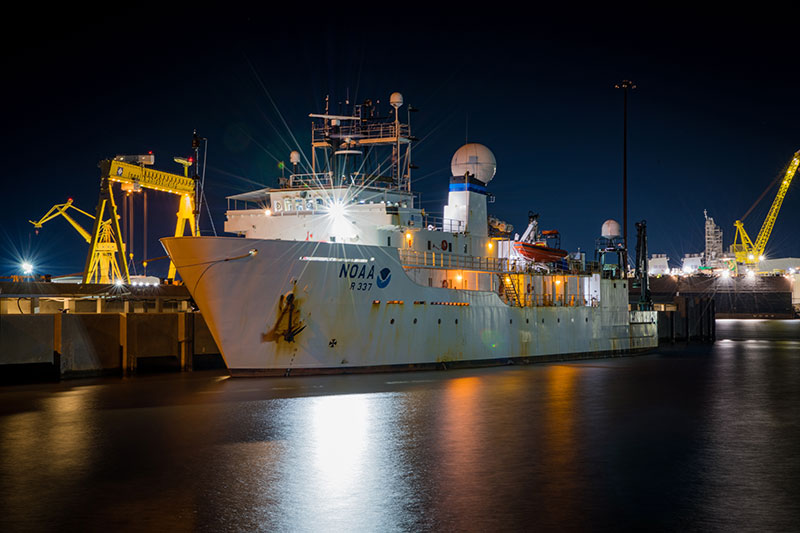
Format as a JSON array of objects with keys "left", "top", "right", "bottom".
[
  {"left": 451, "top": 143, "right": 496, "bottom": 184},
  {"left": 601, "top": 219, "right": 621, "bottom": 239}
]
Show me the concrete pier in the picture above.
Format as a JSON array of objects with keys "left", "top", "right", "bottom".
[
  {"left": 0, "top": 281, "right": 222, "bottom": 381},
  {"left": 0, "top": 312, "right": 221, "bottom": 380},
  {"left": 655, "top": 296, "right": 716, "bottom": 342}
]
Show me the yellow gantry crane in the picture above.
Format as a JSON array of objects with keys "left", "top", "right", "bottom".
[
  {"left": 29, "top": 199, "right": 125, "bottom": 283},
  {"left": 88, "top": 156, "right": 197, "bottom": 283},
  {"left": 731, "top": 150, "right": 800, "bottom": 266}
]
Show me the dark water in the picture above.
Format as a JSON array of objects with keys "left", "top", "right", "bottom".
[{"left": 1, "top": 320, "right": 799, "bottom": 532}]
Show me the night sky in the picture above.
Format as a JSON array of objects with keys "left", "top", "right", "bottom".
[{"left": 3, "top": 8, "right": 798, "bottom": 278}]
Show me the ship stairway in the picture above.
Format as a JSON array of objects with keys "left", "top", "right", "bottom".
[{"left": 497, "top": 274, "right": 522, "bottom": 307}]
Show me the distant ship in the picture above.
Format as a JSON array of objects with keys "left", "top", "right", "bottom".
[{"left": 162, "top": 92, "right": 657, "bottom": 375}]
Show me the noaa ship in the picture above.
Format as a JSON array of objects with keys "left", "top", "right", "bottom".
[{"left": 162, "top": 93, "right": 657, "bottom": 376}]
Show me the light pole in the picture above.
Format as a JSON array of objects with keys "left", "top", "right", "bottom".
[{"left": 615, "top": 80, "right": 636, "bottom": 276}]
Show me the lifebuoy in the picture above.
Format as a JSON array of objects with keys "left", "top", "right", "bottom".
[{"left": 441, "top": 240, "right": 448, "bottom": 250}]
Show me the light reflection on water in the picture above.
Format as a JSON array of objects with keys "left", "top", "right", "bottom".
[{"left": 0, "top": 319, "right": 798, "bottom": 531}]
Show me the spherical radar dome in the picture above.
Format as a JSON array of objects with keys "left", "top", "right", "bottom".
[
  {"left": 451, "top": 143, "right": 497, "bottom": 184},
  {"left": 390, "top": 92, "right": 404, "bottom": 108},
  {"left": 601, "top": 219, "right": 621, "bottom": 239}
]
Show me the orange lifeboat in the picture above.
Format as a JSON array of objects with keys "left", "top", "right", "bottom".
[{"left": 512, "top": 241, "right": 568, "bottom": 262}]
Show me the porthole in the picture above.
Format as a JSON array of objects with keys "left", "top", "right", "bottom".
[
  {"left": 585, "top": 317, "right": 589, "bottom": 323},
  {"left": 455, "top": 319, "right": 458, "bottom": 324},
  {"left": 413, "top": 318, "right": 418, "bottom": 324},
  {"left": 613, "top": 283, "right": 617, "bottom": 288},
  {"left": 542, "top": 318, "right": 545, "bottom": 324},
  {"left": 510, "top": 319, "right": 513, "bottom": 324},
  {"left": 438, "top": 318, "right": 441, "bottom": 324},
  {"left": 557, "top": 318, "right": 560, "bottom": 323},
  {"left": 390, "top": 318, "right": 395, "bottom": 324},
  {"left": 526, "top": 318, "right": 529, "bottom": 324},
  {"left": 623, "top": 282, "right": 626, "bottom": 288}
]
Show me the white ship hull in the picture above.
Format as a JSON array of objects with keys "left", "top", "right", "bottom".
[{"left": 163, "top": 236, "right": 658, "bottom": 376}]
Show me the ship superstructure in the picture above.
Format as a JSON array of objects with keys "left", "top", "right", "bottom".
[{"left": 162, "top": 93, "right": 657, "bottom": 375}]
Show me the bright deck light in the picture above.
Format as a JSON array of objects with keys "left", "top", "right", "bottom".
[
  {"left": 21, "top": 262, "right": 33, "bottom": 274},
  {"left": 327, "top": 201, "right": 347, "bottom": 219}
]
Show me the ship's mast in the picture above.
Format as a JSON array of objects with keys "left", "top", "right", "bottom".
[{"left": 304, "top": 92, "right": 413, "bottom": 193}]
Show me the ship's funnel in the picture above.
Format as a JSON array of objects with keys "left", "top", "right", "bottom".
[{"left": 444, "top": 144, "right": 495, "bottom": 236}]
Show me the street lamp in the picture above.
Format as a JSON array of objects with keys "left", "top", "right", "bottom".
[{"left": 615, "top": 80, "right": 636, "bottom": 277}]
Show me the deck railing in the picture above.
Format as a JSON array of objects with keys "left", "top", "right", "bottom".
[
  {"left": 399, "top": 249, "right": 509, "bottom": 272},
  {"left": 399, "top": 249, "right": 593, "bottom": 308},
  {"left": 311, "top": 122, "right": 410, "bottom": 143}
]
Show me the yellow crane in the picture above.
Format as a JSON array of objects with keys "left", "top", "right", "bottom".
[
  {"left": 731, "top": 150, "right": 800, "bottom": 266},
  {"left": 86, "top": 155, "right": 197, "bottom": 284},
  {"left": 30, "top": 199, "right": 125, "bottom": 284}
]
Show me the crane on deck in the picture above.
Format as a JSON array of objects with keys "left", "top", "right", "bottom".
[
  {"left": 731, "top": 149, "right": 800, "bottom": 266},
  {"left": 29, "top": 199, "right": 125, "bottom": 284}
]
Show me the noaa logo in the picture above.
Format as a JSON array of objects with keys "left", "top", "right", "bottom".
[
  {"left": 116, "top": 167, "right": 124, "bottom": 176},
  {"left": 376, "top": 268, "right": 391, "bottom": 288},
  {"left": 338, "top": 263, "right": 390, "bottom": 291}
]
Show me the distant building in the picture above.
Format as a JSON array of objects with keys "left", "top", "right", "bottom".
[
  {"left": 682, "top": 253, "right": 704, "bottom": 273},
  {"left": 759, "top": 257, "right": 800, "bottom": 274},
  {"left": 649, "top": 254, "right": 670, "bottom": 275}
]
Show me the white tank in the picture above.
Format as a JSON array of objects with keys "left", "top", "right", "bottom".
[
  {"left": 390, "top": 92, "right": 403, "bottom": 108},
  {"left": 451, "top": 143, "right": 496, "bottom": 184},
  {"left": 601, "top": 219, "right": 621, "bottom": 239},
  {"left": 290, "top": 151, "right": 301, "bottom": 165}
]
